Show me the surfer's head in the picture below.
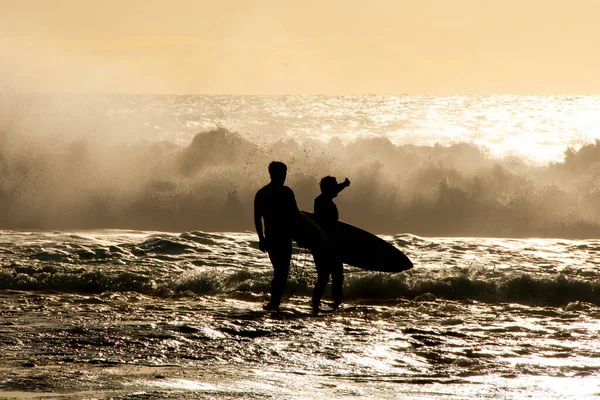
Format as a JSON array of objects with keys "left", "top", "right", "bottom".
[
  {"left": 268, "top": 161, "right": 287, "bottom": 186},
  {"left": 319, "top": 176, "right": 338, "bottom": 197}
]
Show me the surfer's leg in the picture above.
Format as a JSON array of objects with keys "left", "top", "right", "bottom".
[
  {"left": 267, "top": 239, "right": 292, "bottom": 310},
  {"left": 311, "top": 253, "right": 330, "bottom": 311},
  {"left": 331, "top": 261, "right": 344, "bottom": 309}
]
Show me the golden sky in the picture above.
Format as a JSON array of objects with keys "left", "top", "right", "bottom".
[{"left": 1, "top": 0, "right": 599, "bottom": 94}]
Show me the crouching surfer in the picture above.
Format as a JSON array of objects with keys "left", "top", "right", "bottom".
[
  {"left": 311, "top": 176, "right": 350, "bottom": 313},
  {"left": 254, "top": 161, "right": 301, "bottom": 311}
]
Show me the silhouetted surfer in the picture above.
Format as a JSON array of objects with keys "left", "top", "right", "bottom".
[
  {"left": 254, "top": 161, "right": 300, "bottom": 311},
  {"left": 312, "top": 176, "right": 350, "bottom": 312}
]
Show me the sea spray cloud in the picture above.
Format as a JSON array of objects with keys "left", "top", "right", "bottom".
[{"left": 1, "top": 95, "right": 600, "bottom": 237}]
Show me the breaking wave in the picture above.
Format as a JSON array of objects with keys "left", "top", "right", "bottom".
[
  {"left": 1, "top": 227, "right": 598, "bottom": 307},
  {"left": 2, "top": 261, "right": 599, "bottom": 307},
  {"left": 1, "top": 94, "right": 600, "bottom": 237}
]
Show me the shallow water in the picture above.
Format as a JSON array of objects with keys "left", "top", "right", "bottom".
[{"left": 1, "top": 230, "right": 600, "bottom": 398}]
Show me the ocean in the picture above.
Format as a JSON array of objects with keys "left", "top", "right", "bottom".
[{"left": 1, "top": 94, "right": 600, "bottom": 399}]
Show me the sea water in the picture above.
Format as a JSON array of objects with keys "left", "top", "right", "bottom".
[{"left": 1, "top": 95, "right": 600, "bottom": 398}]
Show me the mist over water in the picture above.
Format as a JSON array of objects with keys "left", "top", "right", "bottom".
[{"left": 1, "top": 93, "right": 600, "bottom": 237}]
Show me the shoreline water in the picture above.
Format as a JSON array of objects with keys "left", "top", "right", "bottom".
[
  {"left": 1, "top": 228, "right": 600, "bottom": 398},
  {"left": 2, "top": 293, "right": 600, "bottom": 399}
]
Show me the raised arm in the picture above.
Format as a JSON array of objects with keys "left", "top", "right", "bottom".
[{"left": 335, "top": 178, "right": 351, "bottom": 195}]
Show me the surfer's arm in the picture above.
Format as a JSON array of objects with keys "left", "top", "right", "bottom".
[
  {"left": 314, "top": 196, "right": 324, "bottom": 217},
  {"left": 286, "top": 186, "right": 300, "bottom": 212},
  {"left": 253, "top": 192, "right": 267, "bottom": 252},
  {"left": 285, "top": 187, "right": 302, "bottom": 222},
  {"left": 335, "top": 178, "right": 350, "bottom": 195}
]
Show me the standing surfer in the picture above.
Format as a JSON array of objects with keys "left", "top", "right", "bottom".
[
  {"left": 312, "top": 176, "right": 350, "bottom": 312},
  {"left": 254, "top": 161, "right": 301, "bottom": 311}
]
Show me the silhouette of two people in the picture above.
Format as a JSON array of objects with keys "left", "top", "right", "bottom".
[{"left": 254, "top": 161, "right": 350, "bottom": 313}]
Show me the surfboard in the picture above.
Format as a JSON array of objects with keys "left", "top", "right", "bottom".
[
  {"left": 302, "top": 211, "right": 413, "bottom": 273},
  {"left": 291, "top": 211, "right": 335, "bottom": 253}
]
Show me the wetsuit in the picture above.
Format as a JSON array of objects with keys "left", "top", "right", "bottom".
[
  {"left": 254, "top": 183, "right": 299, "bottom": 309},
  {"left": 311, "top": 183, "right": 348, "bottom": 310}
]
